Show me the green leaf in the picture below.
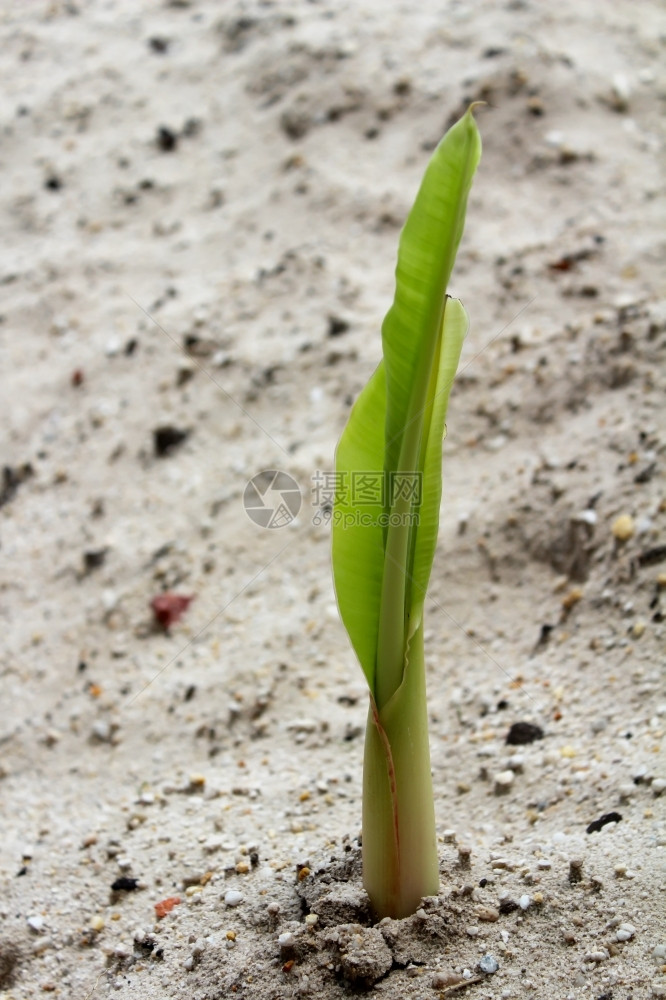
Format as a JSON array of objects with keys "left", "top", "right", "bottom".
[
  {"left": 376, "top": 110, "right": 481, "bottom": 706},
  {"left": 331, "top": 362, "right": 386, "bottom": 691},
  {"left": 381, "top": 108, "right": 481, "bottom": 484},
  {"left": 333, "top": 107, "right": 481, "bottom": 706},
  {"left": 407, "top": 296, "right": 468, "bottom": 636}
]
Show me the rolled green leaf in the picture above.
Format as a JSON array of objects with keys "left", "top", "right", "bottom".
[{"left": 332, "top": 106, "right": 481, "bottom": 918}]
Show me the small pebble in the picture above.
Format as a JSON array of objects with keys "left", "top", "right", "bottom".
[
  {"left": 616, "top": 922, "right": 636, "bottom": 942},
  {"left": 545, "top": 129, "right": 564, "bottom": 147},
  {"left": 479, "top": 954, "right": 499, "bottom": 974},
  {"left": 611, "top": 73, "right": 631, "bottom": 111},
  {"left": 91, "top": 720, "right": 112, "bottom": 742},
  {"left": 475, "top": 905, "right": 499, "bottom": 922},
  {"left": 568, "top": 859, "right": 583, "bottom": 884},
  {"left": 224, "top": 890, "right": 243, "bottom": 907},
  {"left": 457, "top": 845, "right": 472, "bottom": 867},
  {"left": 506, "top": 721, "right": 543, "bottom": 745},
  {"left": 32, "top": 936, "right": 53, "bottom": 955},
  {"left": 90, "top": 915, "right": 105, "bottom": 932},
  {"left": 27, "top": 915, "right": 45, "bottom": 933},
  {"left": 652, "top": 778, "right": 666, "bottom": 796},
  {"left": 494, "top": 770, "right": 514, "bottom": 794},
  {"left": 618, "top": 783, "right": 634, "bottom": 802},
  {"left": 278, "top": 931, "right": 296, "bottom": 948},
  {"left": 518, "top": 894, "right": 531, "bottom": 910},
  {"left": 611, "top": 514, "right": 634, "bottom": 541},
  {"left": 432, "top": 972, "right": 464, "bottom": 989}
]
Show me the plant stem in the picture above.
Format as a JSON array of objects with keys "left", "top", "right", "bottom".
[{"left": 362, "top": 619, "right": 438, "bottom": 918}]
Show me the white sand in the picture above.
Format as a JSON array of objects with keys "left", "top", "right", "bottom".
[{"left": 1, "top": 1, "right": 664, "bottom": 998}]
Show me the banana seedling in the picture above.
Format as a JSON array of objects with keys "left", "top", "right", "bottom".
[{"left": 332, "top": 107, "right": 482, "bottom": 919}]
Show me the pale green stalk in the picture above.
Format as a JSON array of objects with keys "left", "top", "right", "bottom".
[{"left": 363, "top": 621, "right": 437, "bottom": 918}]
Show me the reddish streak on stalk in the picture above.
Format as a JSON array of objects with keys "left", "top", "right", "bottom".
[{"left": 369, "top": 693, "right": 400, "bottom": 904}]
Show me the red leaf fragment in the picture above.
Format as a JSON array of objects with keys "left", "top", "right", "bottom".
[
  {"left": 154, "top": 896, "right": 181, "bottom": 918},
  {"left": 150, "top": 592, "right": 194, "bottom": 630}
]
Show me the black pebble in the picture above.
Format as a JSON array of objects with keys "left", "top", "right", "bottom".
[
  {"left": 499, "top": 898, "right": 520, "bottom": 914},
  {"left": 83, "top": 548, "right": 107, "bottom": 572},
  {"left": 148, "top": 36, "right": 170, "bottom": 54},
  {"left": 586, "top": 811, "right": 622, "bottom": 835},
  {"left": 0, "top": 463, "right": 34, "bottom": 508},
  {"left": 506, "top": 721, "right": 544, "bottom": 746},
  {"left": 153, "top": 426, "right": 190, "bottom": 457},
  {"left": 156, "top": 126, "right": 178, "bottom": 152},
  {"left": 536, "top": 623, "right": 554, "bottom": 649},
  {"left": 638, "top": 544, "right": 666, "bottom": 567},
  {"left": 328, "top": 316, "right": 350, "bottom": 337},
  {"left": 111, "top": 877, "right": 139, "bottom": 892}
]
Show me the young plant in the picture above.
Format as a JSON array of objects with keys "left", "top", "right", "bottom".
[{"left": 332, "top": 107, "right": 481, "bottom": 919}]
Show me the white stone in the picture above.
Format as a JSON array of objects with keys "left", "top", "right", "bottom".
[{"left": 494, "top": 770, "right": 514, "bottom": 793}]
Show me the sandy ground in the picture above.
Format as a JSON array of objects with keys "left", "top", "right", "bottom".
[{"left": 1, "top": 1, "right": 665, "bottom": 998}]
